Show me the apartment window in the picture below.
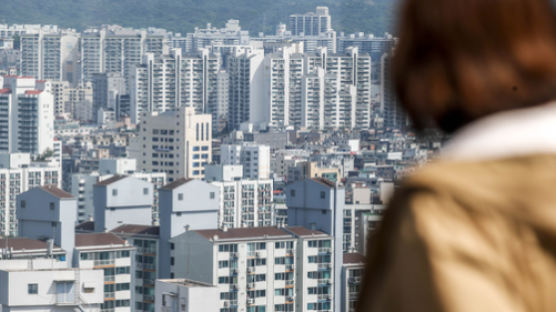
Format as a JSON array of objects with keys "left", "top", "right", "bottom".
[
  {"left": 112, "top": 189, "right": 118, "bottom": 196},
  {"left": 143, "top": 188, "right": 149, "bottom": 195},
  {"left": 320, "top": 191, "right": 325, "bottom": 199},
  {"left": 178, "top": 193, "right": 184, "bottom": 201},
  {"left": 290, "top": 190, "right": 295, "bottom": 197},
  {"left": 49, "top": 202, "right": 55, "bottom": 210},
  {"left": 28, "top": 283, "right": 38, "bottom": 294},
  {"left": 210, "top": 192, "right": 215, "bottom": 199},
  {"left": 20, "top": 200, "right": 25, "bottom": 208},
  {"left": 170, "top": 257, "right": 174, "bottom": 265},
  {"left": 170, "top": 243, "right": 175, "bottom": 250}
]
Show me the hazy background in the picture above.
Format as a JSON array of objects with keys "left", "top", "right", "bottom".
[{"left": 0, "top": 0, "right": 399, "bottom": 35}]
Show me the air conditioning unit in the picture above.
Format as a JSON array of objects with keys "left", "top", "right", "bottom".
[
  {"left": 247, "top": 267, "right": 253, "bottom": 273},
  {"left": 247, "top": 282, "right": 255, "bottom": 289},
  {"left": 255, "top": 252, "right": 261, "bottom": 258},
  {"left": 287, "top": 296, "right": 294, "bottom": 302},
  {"left": 247, "top": 298, "right": 255, "bottom": 304},
  {"left": 223, "top": 301, "right": 230, "bottom": 308}
]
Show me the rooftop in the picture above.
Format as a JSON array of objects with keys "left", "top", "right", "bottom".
[
  {"left": 195, "top": 227, "right": 291, "bottom": 241},
  {"left": 95, "top": 175, "right": 127, "bottom": 186},
  {"left": 75, "top": 233, "right": 127, "bottom": 247},
  {"left": 0, "top": 237, "right": 62, "bottom": 252},
  {"left": 285, "top": 226, "right": 327, "bottom": 237},
  {"left": 111, "top": 224, "right": 160, "bottom": 236},
  {"left": 160, "top": 178, "right": 193, "bottom": 190},
  {"left": 40, "top": 185, "right": 73, "bottom": 199}
]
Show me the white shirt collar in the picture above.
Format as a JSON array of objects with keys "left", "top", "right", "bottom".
[{"left": 440, "top": 101, "right": 556, "bottom": 161}]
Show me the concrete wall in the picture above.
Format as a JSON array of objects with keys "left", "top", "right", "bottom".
[
  {"left": 158, "top": 180, "right": 219, "bottom": 278},
  {"left": 171, "top": 231, "right": 213, "bottom": 284},
  {"left": 94, "top": 176, "right": 153, "bottom": 232}
]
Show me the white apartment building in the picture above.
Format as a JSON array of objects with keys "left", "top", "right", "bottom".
[
  {"left": 341, "top": 253, "right": 365, "bottom": 312},
  {"left": 79, "top": 27, "right": 164, "bottom": 86},
  {"left": 0, "top": 258, "right": 104, "bottom": 311},
  {"left": 20, "top": 30, "right": 79, "bottom": 81},
  {"left": 111, "top": 224, "right": 160, "bottom": 312},
  {"left": 227, "top": 46, "right": 266, "bottom": 130},
  {"left": 211, "top": 179, "right": 273, "bottom": 228},
  {"left": 265, "top": 43, "right": 305, "bottom": 128},
  {"left": 170, "top": 226, "right": 334, "bottom": 312},
  {"left": 130, "top": 48, "right": 222, "bottom": 124},
  {"left": 220, "top": 143, "right": 271, "bottom": 180},
  {"left": 0, "top": 76, "right": 55, "bottom": 156},
  {"left": 128, "top": 106, "right": 212, "bottom": 181},
  {"left": 185, "top": 19, "right": 250, "bottom": 53},
  {"left": 75, "top": 232, "right": 135, "bottom": 312},
  {"left": 51, "top": 80, "right": 93, "bottom": 119},
  {"left": 259, "top": 43, "right": 371, "bottom": 130},
  {"left": 289, "top": 6, "right": 333, "bottom": 36},
  {"left": 155, "top": 279, "right": 219, "bottom": 312},
  {"left": 0, "top": 153, "right": 60, "bottom": 237}
]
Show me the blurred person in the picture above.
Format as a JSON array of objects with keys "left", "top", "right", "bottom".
[{"left": 358, "top": 0, "right": 556, "bottom": 311}]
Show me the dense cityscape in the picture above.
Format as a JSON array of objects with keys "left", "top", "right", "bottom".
[{"left": 0, "top": 6, "right": 443, "bottom": 312}]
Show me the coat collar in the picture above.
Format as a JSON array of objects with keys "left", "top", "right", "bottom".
[{"left": 440, "top": 101, "right": 556, "bottom": 161}]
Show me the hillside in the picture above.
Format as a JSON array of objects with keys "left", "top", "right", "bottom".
[{"left": 0, "top": 0, "right": 399, "bottom": 36}]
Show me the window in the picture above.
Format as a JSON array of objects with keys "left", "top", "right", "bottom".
[
  {"left": 143, "top": 188, "right": 149, "bottom": 195},
  {"left": 290, "top": 190, "right": 295, "bottom": 197},
  {"left": 178, "top": 193, "right": 184, "bottom": 201},
  {"left": 20, "top": 200, "right": 25, "bottom": 208},
  {"left": 210, "top": 192, "right": 215, "bottom": 199},
  {"left": 28, "top": 283, "right": 38, "bottom": 294},
  {"left": 49, "top": 202, "right": 55, "bottom": 210},
  {"left": 112, "top": 189, "right": 118, "bottom": 196},
  {"left": 320, "top": 191, "right": 325, "bottom": 199}
]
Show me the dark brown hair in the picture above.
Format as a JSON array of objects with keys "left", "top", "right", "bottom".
[{"left": 394, "top": 0, "right": 556, "bottom": 132}]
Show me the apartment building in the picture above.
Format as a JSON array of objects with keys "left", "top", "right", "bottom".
[
  {"left": 0, "top": 153, "right": 60, "bottom": 237},
  {"left": 16, "top": 185, "right": 76, "bottom": 262},
  {"left": 20, "top": 30, "right": 79, "bottom": 81},
  {"left": 111, "top": 224, "right": 160, "bottom": 312},
  {"left": 93, "top": 175, "right": 154, "bottom": 232},
  {"left": 220, "top": 143, "right": 271, "bottom": 180},
  {"left": 341, "top": 253, "right": 365, "bottom": 312},
  {"left": 75, "top": 232, "right": 135, "bottom": 312},
  {"left": 170, "top": 226, "right": 334, "bottom": 312},
  {"left": 0, "top": 76, "right": 55, "bottom": 155},
  {"left": 289, "top": 7, "right": 333, "bottom": 37},
  {"left": 158, "top": 178, "right": 219, "bottom": 278},
  {"left": 0, "top": 258, "right": 104, "bottom": 311},
  {"left": 128, "top": 106, "right": 212, "bottom": 181},
  {"left": 227, "top": 46, "right": 266, "bottom": 130},
  {"left": 211, "top": 178, "right": 273, "bottom": 228},
  {"left": 286, "top": 178, "right": 345, "bottom": 312},
  {"left": 71, "top": 163, "right": 166, "bottom": 224}
]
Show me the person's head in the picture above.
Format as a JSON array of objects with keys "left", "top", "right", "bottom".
[{"left": 395, "top": 0, "right": 556, "bottom": 132}]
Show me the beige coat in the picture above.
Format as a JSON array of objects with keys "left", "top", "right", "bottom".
[{"left": 358, "top": 155, "right": 556, "bottom": 311}]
